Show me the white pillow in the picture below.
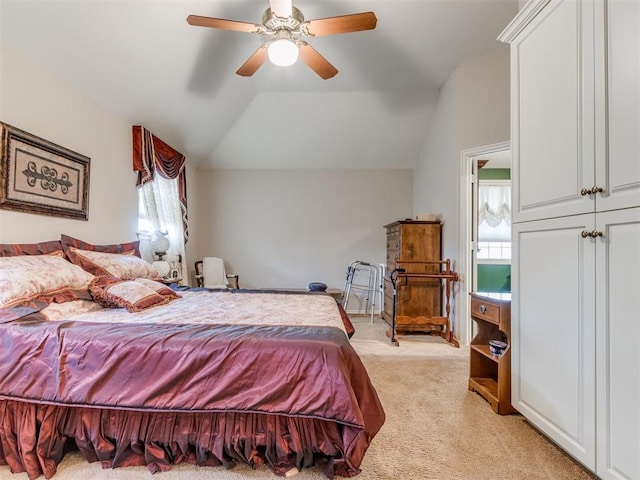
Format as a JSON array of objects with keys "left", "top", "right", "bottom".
[{"left": 0, "top": 255, "right": 94, "bottom": 308}]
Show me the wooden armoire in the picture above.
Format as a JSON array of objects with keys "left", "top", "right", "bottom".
[{"left": 381, "top": 220, "right": 442, "bottom": 333}]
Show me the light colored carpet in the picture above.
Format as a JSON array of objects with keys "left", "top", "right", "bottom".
[{"left": 0, "top": 316, "right": 595, "bottom": 480}]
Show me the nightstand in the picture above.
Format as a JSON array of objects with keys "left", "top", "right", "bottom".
[{"left": 468, "top": 293, "right": 516, "bottom": 415}]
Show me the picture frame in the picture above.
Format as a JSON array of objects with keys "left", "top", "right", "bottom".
[
  {"left": 169, "top": 261, "right": 183, "bottom": 281},
  {"left": 0, "top": 122, "right": 90, "bottom": 220}
]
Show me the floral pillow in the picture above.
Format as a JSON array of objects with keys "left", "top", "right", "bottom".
[
  {"left": 60, "top": 234, "right": 141, "bottom": 256},
  {"left": 0, "top": 240, "right": 64, "bottom": 257},
  {"left": 133, "top": 278, "right": 180, "bottom": 298},
  {"left": 0, "top": 255, "right": 94, "bottom": 308},
  {"left": 40, "top": 299, "right": 104, "bottom": 321},
  {"left": 89, "top": 277, "right": 176, "bottom": 312},
  {"left": 66, "top": 247, "right": 160, "bottom": 280}
]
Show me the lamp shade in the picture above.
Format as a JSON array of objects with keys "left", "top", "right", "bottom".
[
  {"left": 150, "top": 231, "right": 170, "bottom": 257},
  {"left": 268, "top": 39, "right": 298, "bottom": 66}
]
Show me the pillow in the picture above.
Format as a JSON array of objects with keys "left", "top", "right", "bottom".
[
  {"left": 40, "top": 299, "right": 104, "bottom": 321},
  {"left": 0, "top": 240, "right": 64, "bottom": 257},
  {"left": 133, "top": 278, "right": 181, "bottom": 298},
  {"left": 0, "top": 255, "right": 94, "bottom": 308},
  {"left": 66, "top": 247, "right": 160, "bottom": 280},
  {"left": 61, "top": 234, "right": 141, "bottom": 256},
  {"left": 90, "top": 277, "right": 173, "bottom": 312}
]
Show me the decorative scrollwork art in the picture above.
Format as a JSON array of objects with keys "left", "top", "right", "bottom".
[
  {"left": 23, "top": 161, "right": 74, "bottom": 194},
  {"left": 1, "top": 122, "right": 90, "bottom": 220}
]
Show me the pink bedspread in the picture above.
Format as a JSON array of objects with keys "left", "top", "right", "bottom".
[{"left": 0, "top": 290, "right": 384, "bottom": 479}]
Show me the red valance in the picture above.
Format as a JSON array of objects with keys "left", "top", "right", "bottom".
[{"left": 132, "top": 126, "right": 188, "bottom": 243}]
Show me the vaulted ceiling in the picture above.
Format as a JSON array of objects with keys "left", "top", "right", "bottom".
[{"left": 0, "top": 0, "right": 518, "bottom": 169}]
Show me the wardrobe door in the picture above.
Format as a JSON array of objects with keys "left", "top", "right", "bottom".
[
  {"left": 511, "top": 214, "right": 596, "bottom": 469},
  {"left": 595, "top": 0, "right": 640, "bottom": 213},
  {"left": 509, "top": 0, "right": 595, "bottom": 223},
  {"left": 596, "top": 207, "right": 640, "bottom": 480}
]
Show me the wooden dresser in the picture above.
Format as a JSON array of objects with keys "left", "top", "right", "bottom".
[{"left": 381, "top": 220, "right": 442, "bottom": 333}]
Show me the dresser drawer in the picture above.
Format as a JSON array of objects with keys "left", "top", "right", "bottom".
[
  {"left": 470, "top": 296, "right": 500, "bottom": 325},
  {"left": 386, "top": 248, "right": 399, "bottom": 266},
  {"left": 386, "top": 224, "right": 400, "bottom": 235}
]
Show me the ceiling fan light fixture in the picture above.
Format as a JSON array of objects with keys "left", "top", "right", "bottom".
[{"left": 268, "top": 38, "right": 298, "bottom": 66}]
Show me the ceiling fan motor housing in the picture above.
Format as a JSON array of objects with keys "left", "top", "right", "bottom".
[{"left": 263, "top": 6, "right": 304, "bottom": 30}]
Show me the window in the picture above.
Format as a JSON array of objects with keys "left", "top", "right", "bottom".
[
  {"left": 137, "top": 175, "right": 184, "bottom": 263},
  {"left": 132, "top": 125, "right": 188, "bottom": 284},
  {"left": 477, "top": 241, "right": 511, "bottom": 261},
  {"left": 477, "top": 180, "right": 511, "bottom": 261}
]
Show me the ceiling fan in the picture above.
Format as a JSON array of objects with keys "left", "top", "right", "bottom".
[{"left": 187, "top": 0, "right": 377, "bottom": 79}]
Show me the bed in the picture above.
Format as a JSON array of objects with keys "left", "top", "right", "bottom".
[{"left": 0, "top": 237, "right": 385, "bottom": 480}]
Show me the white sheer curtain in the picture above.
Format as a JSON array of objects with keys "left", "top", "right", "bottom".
[
  {"left": 138, "top": 176, "right": 186, "bottom": 278},
  {"left": 478, "top": 181, "right": 511, "bottom": 242}
]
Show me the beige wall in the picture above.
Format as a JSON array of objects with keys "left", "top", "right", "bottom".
[
  {"left": 0, "top": 44, "right": 138, "bottom": 245},
  {"left": 0, "top": 44, "right": 202, "bottom": 268},
  {"left": 0, "top": 44, "right": 411, "bottom": 314},
  {"left": 412, "top": 46, "right": 511, "bottom": 341},
  {"left": 191, "top": 169, "right": 413, "bottom": 311},
  {"left": 1, "top": 40, "right": 509, "bottom": 323}
]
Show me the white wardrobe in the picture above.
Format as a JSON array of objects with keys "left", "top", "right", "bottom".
[{"left": 499, "top": 1, "right": 639, "bottom": 479}]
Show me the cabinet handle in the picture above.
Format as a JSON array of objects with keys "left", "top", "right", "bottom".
[
  {"left": 581, "top": 230, "right": 604, "bottom": 238},
  {"left": 581, "top": 186, "right": 605, "bottom": 196},
  {"left": 479, "top": 305, "right": 487, "bottom": 314}
]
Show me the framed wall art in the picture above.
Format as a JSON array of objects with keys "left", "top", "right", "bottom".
[{"left": 0, "top": 122, "right": 90, "bottom": 220}]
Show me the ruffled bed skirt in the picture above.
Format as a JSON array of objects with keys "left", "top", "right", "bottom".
[{"left": 0, "top": 400, "right": 360, "bottom": 479}]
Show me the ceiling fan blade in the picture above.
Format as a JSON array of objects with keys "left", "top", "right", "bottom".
[
  {"left": 187, "top": 15, "right": 261, "bottom": 34},
  {"left": 236, "top": 46, "right": 269, "bottom": 77},
  {"left": 269, "top": 0, "right": 292, "bottom": 18},
  {"left": 298, "top": 43, "right": 338, "bottom": 80},
  {"left": 305, "top": 12, "right": 377, "bottom": 37}
]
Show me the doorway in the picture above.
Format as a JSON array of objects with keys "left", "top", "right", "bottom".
[{"left": 458, "top": 141, "right": 511, "bottom": 345}]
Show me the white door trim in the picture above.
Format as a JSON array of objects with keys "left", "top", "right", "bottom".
[{"left": 458, "top": 141, "right": 510, "bottom": 345}]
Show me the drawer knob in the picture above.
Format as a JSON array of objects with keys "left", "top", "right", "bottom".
[{"left": 479, "top": 305, "right": 487, "bottom": 314}]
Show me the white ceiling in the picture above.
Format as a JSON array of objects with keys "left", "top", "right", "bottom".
[
  {"left": 0, "top": 0, "right": 518, "bottom": 169},
  {"left": 479, "top": 149, "right": 512, "bottom": 169}
]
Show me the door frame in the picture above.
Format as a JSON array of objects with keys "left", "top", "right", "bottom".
[{"left": 458, "top": 141, "right": 510, "bottom": 345}]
